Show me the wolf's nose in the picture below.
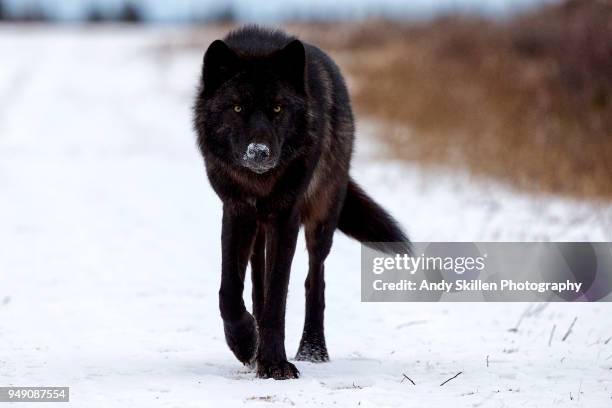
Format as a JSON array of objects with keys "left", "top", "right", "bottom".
[{"left": 245, "top": 143, "right": 270, "bottom": 162}]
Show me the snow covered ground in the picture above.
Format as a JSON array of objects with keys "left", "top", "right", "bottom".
[{"left": 0, "top": 27, "right": 611, "bottom": 407}]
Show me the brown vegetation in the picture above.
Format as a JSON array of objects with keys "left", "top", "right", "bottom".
[{"left": 295, "top": 0, "right": 612, "bottom": 199}]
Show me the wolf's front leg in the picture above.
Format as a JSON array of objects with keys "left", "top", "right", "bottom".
[
  {"left": 296, "top": 219, "right": 334, "bottom": 363},
  {"left": 256, "top": 207, "right": 300, "bottom": 380},
  {"left": 219, "top": 205, "right": 258, "bottom": 366}
]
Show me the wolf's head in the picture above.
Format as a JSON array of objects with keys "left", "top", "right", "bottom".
[{"left": 194, "top": 39, "right": 308, "bottom": 175}]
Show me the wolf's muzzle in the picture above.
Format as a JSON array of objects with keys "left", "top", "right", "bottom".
[
  {"left": 245, "top": 143, "right": 270, "bottom": 161},
  {"left": 242, "top": 143, "right": 276, "bottom": 174}
]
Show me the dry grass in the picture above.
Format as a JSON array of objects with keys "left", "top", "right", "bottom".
[{"left": 295, "top": 0, "right": 612, "bottom": 200}]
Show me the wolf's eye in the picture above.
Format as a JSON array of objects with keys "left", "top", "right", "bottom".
[
  {"left": 233, "top": 105, "right": 242, "bottom": 113},
  {"left": 273, "top": 105, "right": 282, "bottom": 113}
]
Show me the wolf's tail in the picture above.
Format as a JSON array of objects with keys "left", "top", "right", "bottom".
[{"left": 337, "top": 178, "right": 411, "bottom": 254}]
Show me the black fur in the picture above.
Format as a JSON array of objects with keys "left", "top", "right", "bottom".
[
  {"left": 339, "top": 179, "right": 412, "bottom": 255},
  {"left": 193, "top": 25, "right": 410, "bottom": 380}
]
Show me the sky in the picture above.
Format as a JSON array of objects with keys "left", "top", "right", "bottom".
[{"left": 2, "top": 0, "right": 561, "bottom": 22}]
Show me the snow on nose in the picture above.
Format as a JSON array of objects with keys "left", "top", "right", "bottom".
[{"left": 245, "top": 143, "right": 270, "bottom": 161}]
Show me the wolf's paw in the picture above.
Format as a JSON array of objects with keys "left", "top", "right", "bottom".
[
  {"left": 256, "top": 360, "right": 300, "bottom": 380},
  {"left": 295, "top": 332, "right": 329, "bottom": 363},
  {"left": 223, "top": 312, "right": 258, "bottom": 365}
]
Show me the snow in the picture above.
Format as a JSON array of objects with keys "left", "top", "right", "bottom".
[{"left": 0, "top": 27, "right": 611, "bottom": 407}]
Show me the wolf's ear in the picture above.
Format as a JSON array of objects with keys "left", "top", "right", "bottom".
[
  {"left": 202, "top": 40, "right": 240, "bottom": 95},
  {"left": 274, "top": 40, "right": 306, "bottom": 93}
]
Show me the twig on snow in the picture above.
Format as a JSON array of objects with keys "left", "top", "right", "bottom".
[
  {"left": 440, "top": 372, "right": 463, "bottom": 386},
  {"left": 508, "top": 304, "right": 532, "bottom": 332},
  {"left": 548, "top": 324, "right": 556, "bottom": 346},
  {"left": 401, "top": 373, "right": 415, "bottom": 385},
  {"left": 509, "top": 303, "right": 549, "bottom": 332},
  {"left": 562, "top": 317, "right": 577, "bottom": 342}
]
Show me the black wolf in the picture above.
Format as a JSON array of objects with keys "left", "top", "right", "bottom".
[{"left": 193, "top": 26, "right": 409, "bottom": 380}]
